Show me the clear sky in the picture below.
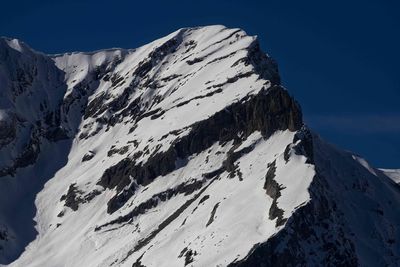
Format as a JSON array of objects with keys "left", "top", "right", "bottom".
[{"left": 1, "top": 0, "right": 399, "bottom": 168}]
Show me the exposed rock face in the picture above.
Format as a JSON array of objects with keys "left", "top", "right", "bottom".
[
  {"left": 231, "top": 132, "right": 400, "bottom": 267},
  {"left": 81, "top": 151, "right": 95, "bottom": 162},
  {"left": 263, "top": 160, "right": 287, "bottom": 227},
  {"left": 0, "top": 26, "right": 399, "bottom": 267},
  {"left": 95, "top": 179, "right": 206, "bottom": 227},
  {"left": 98, "top": 84, "right": 302, "bottom": 214},
  {"left": 230, "top": 178, "right": 359, "bottom": 267},
  {"left": 0, "top": 112, "right": 17, "bottom": 148},
  {"left": 0, "top": 38, "right": 69, "bottom": 179},
  {"left": 232, "top": 156, "right": 359, "bottom": 267}
]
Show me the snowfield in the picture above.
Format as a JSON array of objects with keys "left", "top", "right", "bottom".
[{"left": 0, "top": 26, "right": 399, "bottom": 266}]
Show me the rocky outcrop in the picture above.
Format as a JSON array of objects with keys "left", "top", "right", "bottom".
[
  {"left": 60, "top": 184, "right": 101, "bottom": 212},
  {"left": 82, "top": 151, "right": 96, "bottom": 162},
  {"left": 0, "top": 133, "right": 41, "bottom": 177},
  {"left": 95, "top": 179, "right": 206, "bottom": 230},
  {"left": 229, "top": 131, "right": 360, "bottom": 267},
  {"left": 83, "top": 32, "right": 184, "bottom": 125},
  {"left": 206, "top": 202, "right": 220, "bottom": 227},
  {"left": 241, "top": 40, "right": 280, "bottom": 85},
  {"left": 0, "top": 112, "right": 17, "bottom": 148},
  {"left": 98, "top": 85, "right": 302, "bottom": 213},
  {"left": 129, "top": 178, "right": 216, "bottom": 256},
  {"left": 4, "top": 27, "right": 398, "bottom": 267},
  {"left": 179, "top": 248, "right": 198, "bottom": 266},
  {"left": 230, "top": 173, "right": 358, "bottom": 267},
  {"left": 263, "top": 160, "right": 286, "bottom": 227}
]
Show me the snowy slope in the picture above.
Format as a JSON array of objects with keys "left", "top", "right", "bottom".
[
  {"left": 0, "top": 25, "right": 399, "bottom": 267},
  {"left": 380, "top": 169, "right": 400, "bottom": 184},
  {"left": 231, "top": 136, "right": 400, "bottom": 267}
]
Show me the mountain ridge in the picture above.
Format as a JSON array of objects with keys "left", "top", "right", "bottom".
[{"left": 0, "top": 25, "right": 399, "bottom": 267}]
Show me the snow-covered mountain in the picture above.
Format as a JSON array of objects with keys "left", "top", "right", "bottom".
[
  {"left": 0, "top": 25, "right": 399, "bottom": 267},
  {"left": 380, "top": 169, "right": 400, "bottom": 184}
]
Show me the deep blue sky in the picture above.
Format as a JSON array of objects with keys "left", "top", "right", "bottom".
[{"left": 1, "top": 0, "right": 399, "bottom": 168}]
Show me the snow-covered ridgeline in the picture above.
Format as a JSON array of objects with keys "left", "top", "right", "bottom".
[{"left": 0, "top": 25, "right": 399, "bottom": 267}]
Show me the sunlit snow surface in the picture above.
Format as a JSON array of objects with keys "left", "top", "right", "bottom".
[
  {"left": 0, "top": 25, "right": 399, "bottom": 267},
  {"left": 0, "top": 26, "right": 315, "bottom": 266}
]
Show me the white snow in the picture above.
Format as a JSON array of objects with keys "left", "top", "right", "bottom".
[
  {"left": 0, "top": 25, "right": 316, "bottom": 266},
  {"left": 380, "top": 169, "right": 400, "bottom": 184},
  {"left": 9, "top": 129, "right": 314, "bottom": 267},
  {"left": 1, "top": 25, "right": 398, "bottom": 267}
]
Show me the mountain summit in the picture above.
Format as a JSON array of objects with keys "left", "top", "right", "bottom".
[{"left": 0, "top": 25, "right": 399, "bottom": 267}]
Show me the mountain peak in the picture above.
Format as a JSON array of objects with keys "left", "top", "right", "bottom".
[
  {"left": 0, "top": 37, "right": 38, "bottom": 55},
  {"left": 0, "top": 27, "right": 399, "bottom": 267}
]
